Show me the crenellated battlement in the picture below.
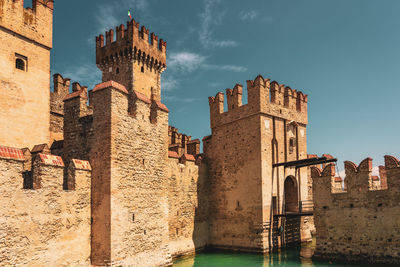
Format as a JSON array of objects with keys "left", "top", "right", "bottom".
[
  {"left": 168, "top": 126, "right": 201, "bottom": 161},
  {"left": 95, "top": 16, "right": 166, "bottom": 72},
  {"left": 208, "top": 75, "right": 308, "bottom": 129},
  {"left": 0, "top": 144, "right": 90, "bottom": 191},
  {"left": 0, "top": 144, "right": 92, "bottom": 266},
  {"left": 0, "top": 0, "right": 54, "bottom": 48},
  {"left": 311, "top": 155, "right": 400, "bottom": 200},
  {"left": 312, "top": 155, "right": 400, "bottom": 264},
  {"left": 62, "top": 80, "right": 169, "bottom": 167}
]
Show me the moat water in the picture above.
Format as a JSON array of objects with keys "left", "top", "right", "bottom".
[{"left": 173, "top": 240, "right": 378, "bottom": 267}]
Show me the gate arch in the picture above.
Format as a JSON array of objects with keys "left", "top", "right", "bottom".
[{"left": 284, "top": 176, "right": 298, "bottom": 212}]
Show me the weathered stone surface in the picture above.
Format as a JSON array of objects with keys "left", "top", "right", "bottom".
[
  {"left": 0, "top": 155, "right": 91, "bottom": 266},
  {"left": 90, "top": 82, "right": 172, "bottom": 266},
  {"left": 166, "top": 157, "right": 209, "bottom": 258},
  {"left": 312, "top": 158, "right": 400, "bottom": 265},
  {"left": 0, "top": 2, "right": 324, "bottom": 265},
  {"left": 0, "top": 0, "right": 53, "bottom": 149},
  {"left": 205, "top": 75, "right": 311, "bottom": 252}
]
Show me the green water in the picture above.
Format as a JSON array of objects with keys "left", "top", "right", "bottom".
[{"left": 173, "top": 241, "right": 379, "bottom": 267}]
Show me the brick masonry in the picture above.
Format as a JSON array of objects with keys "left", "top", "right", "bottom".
[
  {"left": 311, "top": 156, "right": 400, "bottom": 264},
  {"left": 2, "top": 2, "right": 383, "bottom": 266},
  {"left": 205, "top": 75, "right": 310, "bottom": 252},
  {"left": 0, "top": 150, "right": 91, "bottom": 266},
  {"left": 0, "top": 0, "right": 53, "bottom": 148}
]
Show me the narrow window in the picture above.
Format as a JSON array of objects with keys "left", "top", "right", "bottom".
[
  {"left": 116, "top": 67, "right": 119, "bottom": 74},
  {"left": 141, "top": 66, "right": 144, "bottom": 73},
  {"left": 16, "top": 58, "right": 25, "bottom": 70},
  {"left": 289, "top": 138, "right": 295, "bottom": 154},
  {"left": 15, "top": 53, "right": 27, "bottom": 71}
]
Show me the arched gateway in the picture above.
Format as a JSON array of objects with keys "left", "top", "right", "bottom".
[{"left": 284, "top": 176, "right": 298, "bottom": 212}]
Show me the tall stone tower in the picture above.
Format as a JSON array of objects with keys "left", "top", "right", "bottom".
[
  {"left": 86, "top": 17, "right": 172, "bottom": 266},
  {"left": 0, "top": 0, "right": 54, "bottom": 148},
  {"left": 204, "top": 75, "right": 309, "bottom": 252},
  {"left": 96, "top": 17, "right": 167, "bottom": 102}
]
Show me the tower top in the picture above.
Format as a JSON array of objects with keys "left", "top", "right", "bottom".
[
  {"left": 95, "top": 14, "right": 167, "bottom": 72},
  {"left": 208, "top": 75, "right": 308, "bottom": 129},
  {"left": 0, "top": 0, "right": 54, "bottom": 49}
]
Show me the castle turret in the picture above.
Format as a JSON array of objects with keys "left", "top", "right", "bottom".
[
  {"left": 95, "top": 12, "right": 167, "bottom": 102},
  {"left": 0, "top": 0, "right": 54, "bottom": 149},
  {"left": 205, "top": 75, "right": 310, "bottom": 252}
]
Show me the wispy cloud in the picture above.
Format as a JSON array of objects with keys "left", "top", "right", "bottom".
[
  {"left": 168, "top": 51, "right": 246, "bottom": 74},
  {"left": 162, "top": 75, "right": 179, "bottom": 92},
  {"left": 168, "top": 52, "right": 206, "bottom": 72},
  {"left": 240, "top": 10, "right": 272, "bottom": 23},
  {"left": 199, "top": 0, "right": 238, "bottom": 48},
  {"left": 203, "top": 64, "right": 247, "bottom": 72},
  {"left": 240, "top": 10, "right": 258, "bottom": 20},
  {"left": 164, "top": 95, "right": 197, "bottom": 103}
]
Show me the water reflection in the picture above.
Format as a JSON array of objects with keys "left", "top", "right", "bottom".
[{"left": 173, "top": 239, "right": 375, "bottom": 267}]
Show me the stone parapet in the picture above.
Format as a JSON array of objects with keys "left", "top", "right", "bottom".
[
  {"left": 208, "top": 75, "right": 308, "bottom": 129},
  {"left": 0, "top": 145, "right": 91, "bottom": 266},
  {"left": 311, "top": 156, "right": 400, "bottom": 265}
]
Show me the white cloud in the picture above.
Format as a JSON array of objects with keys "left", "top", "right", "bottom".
[
  {"left": 168, "top": 52, "right": 206, "bottom": 72},
  {"left": 164, "top": 95, "right": 197, "bottom": 103},
  {"left": 240, "top": 10, "right": 258, "bottom": 20},
  {"left": 162, "top": 75, "right": 179, "bottom": 92},
  {"left": 199, "top": 0, "right": 238, "bottom": 48},
  {"left": 168, "top": 51, "right": 246, "bottom": 73},
  {"left": 203, "top": 64, "right": 247, "bottom": 72}
]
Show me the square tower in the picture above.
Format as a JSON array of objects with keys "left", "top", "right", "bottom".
[
  {"left": 0, "top": 0, "right": 54, "bottom": 148},
  {"left": 96, "top": 14, "right": 167, "bottom": 102},
  {"left": 204, "top": 75, "right": 309, "bottom": 252}
]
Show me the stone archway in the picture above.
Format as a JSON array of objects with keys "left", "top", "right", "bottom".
[{"left": 284, "top": 176, "right": 298, "bottom": 212}]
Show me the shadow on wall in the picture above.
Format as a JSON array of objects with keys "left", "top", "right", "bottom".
[{"left": 192, "top": 161, "right": 209, "bottom": 252}]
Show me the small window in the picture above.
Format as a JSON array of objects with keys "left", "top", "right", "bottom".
[
  {"left": 116, "top": 67, "right": 119, "bottom": 74},
  {"left": 15, "top": 53, "right": 27, "bottom": 71},
  {"left": 16, "top": 58, "right": 25, "bottom": 70},
  {"left": 289, "top": 138, "right": 295, "bottom": 154},
  {"left": 141, "top": 66, "right": 144, "bottom": 73}
]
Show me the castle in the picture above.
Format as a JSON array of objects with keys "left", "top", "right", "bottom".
[
  {"left": 0, "top": 1, "right": 315, "bottom": 266},
  {"left": 311, "top": 157, "right": 400, "bottom": 264}
]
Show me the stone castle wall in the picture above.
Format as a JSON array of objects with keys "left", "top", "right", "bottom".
[
  {"left": 0, "top": 2, "right": 322, "bottom": 265},
  {"left": 205, "top": 75, "right": 310, "bottom": 252},
  {"left": 0, "top": 146, "right": 91, "bottom": 266},
  {"left": 311, "top": 156, "right": 400, "bottom": 264},
  {"left": 60, "top": 81, "right": 172, "bottom": 266},
  {"left": 0, "top": 0, "right": 54, "bottom": 149},
  {"left": 166, "top": 132, "right": 208, "bottom": 258}
]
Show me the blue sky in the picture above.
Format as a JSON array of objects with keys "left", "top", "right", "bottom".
[{"left": 32, "top": 0, "right": 400, "bottom": 174}]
